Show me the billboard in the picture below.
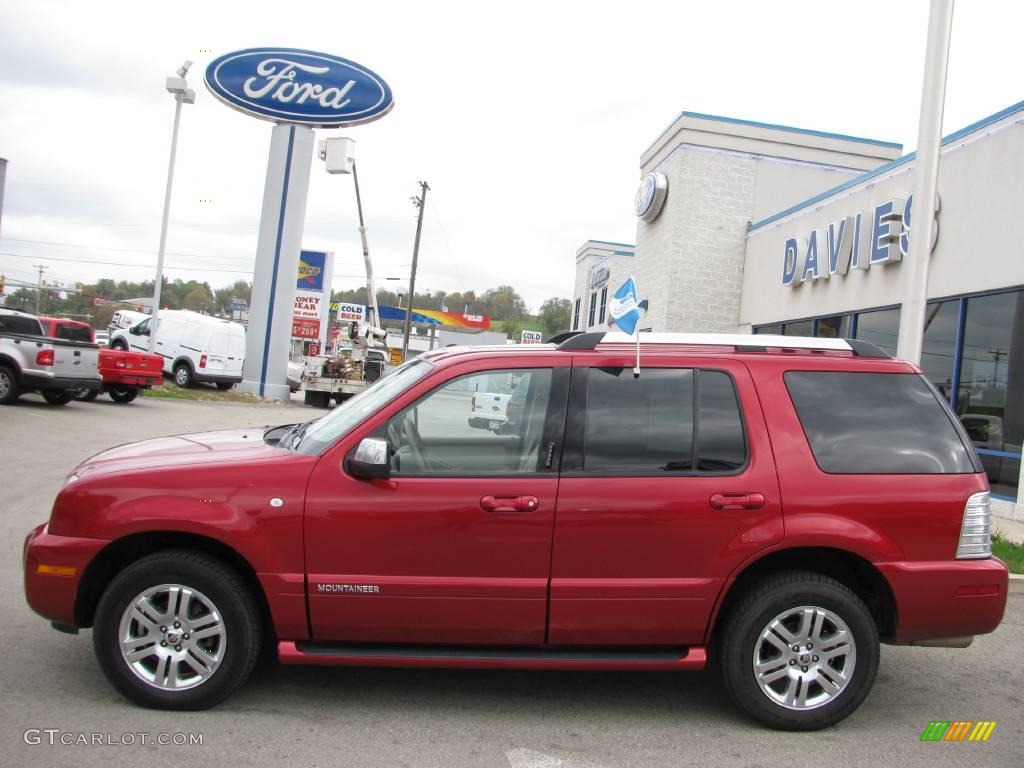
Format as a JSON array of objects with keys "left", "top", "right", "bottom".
[
  {"left": 297, "top": 250, "right": 327, "bottom": 292},
  {"left": 291, "top": 250, "right": 333, "bottom": 349}
]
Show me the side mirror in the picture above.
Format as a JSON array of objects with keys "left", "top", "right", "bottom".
[{"left": 346, "top": 437, "right": 390, "bottom": 480}]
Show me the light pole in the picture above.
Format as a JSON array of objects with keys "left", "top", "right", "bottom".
[
  {"left": 401, "top": 181, "right": 429, "bottom": 361},
  {"left": 150, "top": 61, "right": 195, "bottom": 352}
]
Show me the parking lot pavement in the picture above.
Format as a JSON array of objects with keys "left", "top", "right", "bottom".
[{"left": 2, "top": 396, "right": 1022, "bottom": 767}]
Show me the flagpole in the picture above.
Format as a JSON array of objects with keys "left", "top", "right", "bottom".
[{"left": 634, "top": 326, "right": 641, "bottom": 378}]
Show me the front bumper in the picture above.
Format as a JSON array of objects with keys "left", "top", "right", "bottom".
[
  {"left": 23, "top": 523, "right": 109, "bottom": 627},
  {"left": 878, "top": 558, "right": 1009, "bottom": 643}
]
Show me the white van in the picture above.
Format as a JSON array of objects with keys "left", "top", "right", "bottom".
[
  {"left": 107, "top": 309, "right": 149, "bottom": 335},
  {"left": 110, "top": 310, "right": 245, "bottom": 389}
]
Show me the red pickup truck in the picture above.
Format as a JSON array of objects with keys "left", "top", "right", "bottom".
[
  {"left": 37, "top": 317, "right": 162, "bottom": 403},
  {"left": 22, "top": 332, "right": 1008, "bottom": 729}
]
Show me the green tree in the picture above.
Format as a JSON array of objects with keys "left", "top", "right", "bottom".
[{"left": 538, "top": 297, "right": 572, "bottom": 335}]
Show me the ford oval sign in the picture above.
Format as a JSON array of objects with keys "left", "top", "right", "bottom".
[{"left": 205, "top": 48, "right": 393, "bottom": 128}]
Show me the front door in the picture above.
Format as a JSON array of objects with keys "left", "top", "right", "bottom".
[
  {"left": 549, "top": 356, "right": 783, "bottom": 646},
  {"left": 304, "top": 362, "right": 569, "bottom": 645}
]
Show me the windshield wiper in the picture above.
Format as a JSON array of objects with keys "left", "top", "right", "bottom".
[{"left": 288, "top": 418, "right": 318, "bottom": 450}]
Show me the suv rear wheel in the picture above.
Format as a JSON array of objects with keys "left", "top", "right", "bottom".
[
  {"left": 0, "top": 364, "right": 19, "bottom": 404},
  {"left": 173, "top": 363, "right": 193, "bottom": 388},
  {"left": 718, "top": 571, "right": 879, "bottom": 731},
  {"left": 93, "top": 550, "right": 261, "bottom": 710}
]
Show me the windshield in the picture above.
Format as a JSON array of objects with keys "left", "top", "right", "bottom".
[{"left": 294, "top": 358, "right": 434, "bottom": 455}]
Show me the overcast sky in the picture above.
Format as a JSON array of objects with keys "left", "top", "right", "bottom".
[{"left": 1, "top": 0, "right": 1021, "bottom": 312}]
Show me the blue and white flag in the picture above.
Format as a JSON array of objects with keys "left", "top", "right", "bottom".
[{"left": 608, "top": 277, "right": 644, "bottom": 335}]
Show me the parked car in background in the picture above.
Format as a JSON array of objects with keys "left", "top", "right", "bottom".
[
  {"left": 22, "top": 332, "right": 1007, "bottom": 729},
  {"left": 72, "top": 347, "right": 164, "bottom": 404},
  {"left": 110, "top": 310, "right": 245, "bottom": 389},
  {"left": 94, "top": 330, "right": 110, "bottom": 346},
  {"left": 0, "top": 308, "right": 101, "bottom": 405}
]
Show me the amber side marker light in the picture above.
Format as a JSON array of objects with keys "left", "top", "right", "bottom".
[{"left": 37, "top": 565, "right": 77, "bottom": 577}]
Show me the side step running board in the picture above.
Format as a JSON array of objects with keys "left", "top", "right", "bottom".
[{"left": 278, "top": 641, "right": 707, "bottom": 671}]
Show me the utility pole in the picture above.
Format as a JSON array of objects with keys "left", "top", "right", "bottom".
[
  {"left": 34, "top": 264, "right": 47, "bottom": 314},
  {"left": 401, "top": 181, "right": 429, "bottom": 362}
]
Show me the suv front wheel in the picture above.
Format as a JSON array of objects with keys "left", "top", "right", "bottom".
[
  {"left": 93, "top": 550, "right": 262, "bottom": 710},
  {"left": 718, "top": 571, "right": 879, "bottom": 731}
]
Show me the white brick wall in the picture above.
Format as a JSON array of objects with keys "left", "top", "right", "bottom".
[{"left": 635, "top": 147, "right": 755, "bottom": 332}]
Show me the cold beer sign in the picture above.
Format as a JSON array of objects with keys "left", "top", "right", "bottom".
[{"left": 782, "top": 193, "right": 938, "bottom": 287}]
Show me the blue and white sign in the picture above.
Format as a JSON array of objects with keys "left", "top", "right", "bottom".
[
  {"left": 634, "top": 172, "right": 669, "bottom": 222},
  {"left": 205, "top": 48, "right": 394, "bottom": 127},
  {"left": 608, "top": 277, "right": 643, "bottom": 335},
  {"left": 782, "top": 193, "right": 940, "bottom": 287}
]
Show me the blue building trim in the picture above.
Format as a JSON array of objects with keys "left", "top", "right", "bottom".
[
  {"left": 642, "top": 110, "right": 902, "bottom": 161},
  {"left": 748, "top": 98, "right": 1024, "bottom": 233}
]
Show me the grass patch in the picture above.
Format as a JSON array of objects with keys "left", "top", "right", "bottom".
[
  {"left": 992, "top": 534, "right": 1024, "bottom": 574},
  {"left": 143, "top": 385, "right": 286, "bottom": 404}
]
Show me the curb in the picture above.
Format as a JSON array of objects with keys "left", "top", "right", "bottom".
[{"left": 1009, "top": 574, "right": 1024, "bottom": 595}]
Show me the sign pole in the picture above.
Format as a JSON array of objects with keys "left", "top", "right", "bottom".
[{"left": 896, "top": 0, "right": 954, "bottom": 364}]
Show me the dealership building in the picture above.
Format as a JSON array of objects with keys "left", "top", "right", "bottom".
[{"left": 573, "top": 99, "right": 1024, "bottom": 516}]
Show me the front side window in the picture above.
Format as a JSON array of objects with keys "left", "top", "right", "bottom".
[
  {"left": 386, "top": 368, "right": 553, "bottom": 474},
  {"left": 785, "top": 371, "right": 977, "bottom": 474},
  {"left": 581, "top": 367, "right": 746, "bottom": 474}
]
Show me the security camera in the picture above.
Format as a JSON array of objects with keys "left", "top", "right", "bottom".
[{"left": 177, "top": 60, "right": 193, "bottom": 78}]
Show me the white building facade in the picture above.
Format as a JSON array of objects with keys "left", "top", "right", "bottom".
[{"left": 573, "top": 100, "right": 1024, "bottom": 518}]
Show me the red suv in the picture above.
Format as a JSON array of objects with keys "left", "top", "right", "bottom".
[{"left": 23, "top": 332, "right": 1008, "bottom": 729}]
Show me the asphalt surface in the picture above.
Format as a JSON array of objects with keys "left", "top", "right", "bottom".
[{"left": 1, "top": 391, "right": 1021, "bottom": 767}]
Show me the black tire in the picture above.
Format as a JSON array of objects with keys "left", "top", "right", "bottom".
[
  {"left": 718, "top": 571, "right": 879, "bottom": 731},
  {"left": 304, "top": 390, "right": 330, "bottom": 408},
  {"left": 110, "top": 339, "right": 128, "bottom": 351},
  {"left": 215, "top": 382, "right": 233, "bottom": 391},
  {"left": 0, "top": 364, "right": 20, "bottom": 405},
  {"left": 41, "top": 389, "right": 74, "bottom": 406},
  {"left": 92, "top": 550, "right": 262, "bottom": 710},
  {"left": 72, "top": 387, "right": 100, "bottom": 402},
  {"left": 108, "top": 386, "right": 139, "bottom": 403},
  {"left": 173, "top": 363, "right": 193, "bottom": 388}
]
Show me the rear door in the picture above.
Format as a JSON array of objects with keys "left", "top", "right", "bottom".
[
  {"left": 549, "top": 355, "right": 783, "bottom": 646},
  {"left": 304, "top": 358, "right": 570, "bottom": 645}
]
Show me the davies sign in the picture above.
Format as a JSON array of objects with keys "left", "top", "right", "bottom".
[
  {"left": 782, "top": 193, "right": 939, "bottom": 287},
  {"left": 205, "top": 48, "right": 394, "bottom": 127}
]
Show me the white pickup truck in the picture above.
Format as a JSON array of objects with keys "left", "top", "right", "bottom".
[{"left": 0, "top": 308, "right": 102, "bottom": 405}]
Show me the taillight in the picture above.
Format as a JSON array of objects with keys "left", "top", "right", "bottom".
[
  {"left": 36, "top": 349, "right": 54, "bottom": 366},
  {"left": 956, "top": 492, "right": 992, "bottom": 559},
  {"left": 199, "top": 354, "right": 208, "bottom": 369}
]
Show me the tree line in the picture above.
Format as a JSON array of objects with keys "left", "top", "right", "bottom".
[{"left": 3, "top": 278, "right": 573, "bottom": 336}]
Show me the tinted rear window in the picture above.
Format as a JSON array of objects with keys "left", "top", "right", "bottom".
[
  {"left": 55, "top": 324, "right": 93, "bottom": 342},
  {"left": 0, "top": 314, "right": 42, "bottom": 335},
  {"left": 785, "top": 371, "right": 976, "bottom": 474}
]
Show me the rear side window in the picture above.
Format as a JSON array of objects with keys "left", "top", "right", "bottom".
[
  {"left": 581, "top": 368, "right": 746, "bottom": 473},
  {"left": 0, "top": 314, "right": 42, "bottom": 335},
  {"left": 785, "top": 371, "right": 976, "bottom": 474}
]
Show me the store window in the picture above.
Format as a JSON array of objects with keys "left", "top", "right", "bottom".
[
  {"left": 598, "top": 286, "right": 608, "bottom": 325},
  {"left": 572, "top": 298, "right": 580, "bottom": 331},
  {"left": 754, "top": 324, "right": 782, "bottom": 335},
  {"left": 815, "top": 315, "right": 849, "bottom": 338},
  {"left": 956, "top": 291, "right": 1024, "bottom": 501},
  {"left": 782, "top": 320, "right": 813, "bottom": 337},
  {"left": 854, "top": 307, "right": 900, "bottom": 357},
  {"left": 588, "top": 292, "right": 597, "bottom": 328},
  {"left": 921, "top": 299, "right": 960, "bottom": 402}
]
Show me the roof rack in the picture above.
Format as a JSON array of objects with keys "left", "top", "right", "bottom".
[{"left": 556, "top": 331, "right": 890, "bottom": 358}]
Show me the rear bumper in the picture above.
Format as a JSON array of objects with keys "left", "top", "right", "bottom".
[
  {"left": 192, "top": 371, "right": 242, "bottom": 385},
  {"left": 23, "top": 523, "right": 108, "bottom": 627},
  {"left": 101, "top": 374, "right": 161, "bottom": 388},
  {"left": 22, "top": 374, "right": 102, "bottom": 392},
  {"left": 878, "top": 558, "right": 1009, "bottom": 643}
]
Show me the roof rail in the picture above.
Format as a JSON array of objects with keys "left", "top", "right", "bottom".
[
  {"left": 545, "top": 330, "right": 584, "bottom": 345},
  {"left": 555, "top": 331, "right": 891, "bottom": 358}
]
